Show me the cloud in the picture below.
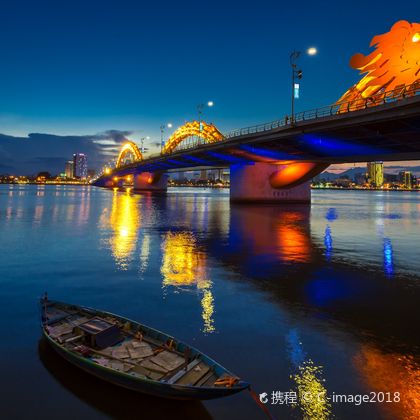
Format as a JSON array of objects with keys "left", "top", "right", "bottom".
[{"left": 0, "top": 130, "right": 132, "bottom": 175}]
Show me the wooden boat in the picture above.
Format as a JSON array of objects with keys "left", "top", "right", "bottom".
[{"left": 40, "top": 297, "right": 249, "bottom": 400}]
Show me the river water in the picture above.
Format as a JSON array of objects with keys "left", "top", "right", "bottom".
[{"left": 0, "top": 185, "right": 419, "bottom": 419}]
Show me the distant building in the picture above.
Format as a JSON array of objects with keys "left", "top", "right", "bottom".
[
  {"left": 65, "top": 160, "right": 74, "bottom": 178},
  {"left": 73, "top": 153, "right": 88, "bottom": 179},
  {"left": 399, "top": 171, "right": 413, "bottom": 188},
  {"left": 200, "top": 169, "right": 207, "bottom": 180},
  {"left": 367, "top": 162, "right": 384, "bottom": 187}
]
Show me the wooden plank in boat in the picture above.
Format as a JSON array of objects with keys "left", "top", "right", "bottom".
[
  {"left": 132, "top": 364, "right": 165, "bottom": 381},
  {"left": 195, "top": 370, "right": 215, "bottom": 387},
  {"left": 150, "top": 350, "right": 185, "bottom": 372},
  {"left": 127, "top": 342, "right": 153, "bottom": 358},
  {"left": 112, "top": 347, "right": 130, "bottom": 359},
  {"left": 176, "top": 362, "right": 210, "bottom": 386},
  {"left": 166, "top": 359, "right": 201, "bottom": 384},
  {"left": 140, "top": 359, "right": 169, "bottom": 374},
  {"left": 48, "top": 323, "right": 73, "bottom": 338},
  {"left": 202, "top": 374, "right": 218, "bottom": 387}
]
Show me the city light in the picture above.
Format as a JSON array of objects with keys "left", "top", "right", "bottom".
[
  {"left": 207, "top": 101, "right": 214, "bottom": 107},
  {"left": 307, "top": 47, "right": 317, "bottom": 55}
]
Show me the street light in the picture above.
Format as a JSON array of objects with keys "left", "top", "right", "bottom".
[
  {"left": 197, "top": 101, "right": 214, "bottom": 145},
  {"left": 140, "top": 136, "right": 150, "bottom": 154},
  {"left": 160, "top": 124, "right": 172, "bottom": 152},
  {"left": 290, "top": 48, "right": 317, "bottom": 124},
  {"left": 197, "top": 101, "right": 214, "bottom": 122}
]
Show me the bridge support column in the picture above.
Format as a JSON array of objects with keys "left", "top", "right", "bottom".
[
  {"left": 133, "top": 172, "right": 168, "bottom": 192},
  {"left": 230, "top": 163, "right": 311, "bottom": 204}
]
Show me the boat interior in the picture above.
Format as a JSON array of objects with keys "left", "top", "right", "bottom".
[{"left": 42, "top": 300, "right": 239, "bottom": 389}]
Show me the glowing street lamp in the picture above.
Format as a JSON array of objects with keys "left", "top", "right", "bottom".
[
  {"left": 197, "top": 101, "right": 214, "bottom": 142},
  {"left": 197, "top": 101, "right": 214, "bottom": 122},
  {"left": 160, "top": 124, "right": 173, "bottom": 152},
  {"left": 290, "top": 48, "right": 317, "bottom": 124}
]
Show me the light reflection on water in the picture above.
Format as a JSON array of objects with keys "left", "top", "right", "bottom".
[
  {"left": 0, "top": 185, "right": 419, "bottom": 419},
  {"left": 286, "top": 329, "right": 331, "bottom": 420},
  {"left": 101, "top": 190, "right": 141, "bottom": 270},
  {"left": 160, "top": 231, "right": 215, "bottom": 334},
  {"left": 354, "top": 346, "right": 420, "bottom": 420}
]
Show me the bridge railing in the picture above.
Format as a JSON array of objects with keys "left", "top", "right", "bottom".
[
  {"left": 104, "top": 81, "right": 420, "bottom": 172},
  {"left": 222, "top": 81, "right": 420, "bottom": 139}
]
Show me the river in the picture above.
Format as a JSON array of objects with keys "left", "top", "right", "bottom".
[{"left": 0, "top": 185, "right": 418, "bottom": 419}]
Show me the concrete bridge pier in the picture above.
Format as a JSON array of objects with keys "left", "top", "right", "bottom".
[
  {"left": 230, "top": 162, "right": 312, "bottom": 204},
  {"left": 133, "top": 172, "right": 168, "bottom": 192}
]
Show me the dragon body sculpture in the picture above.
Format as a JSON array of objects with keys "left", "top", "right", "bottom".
[{"left": 337, "top": 20, "right": 420, "bottom": 111}]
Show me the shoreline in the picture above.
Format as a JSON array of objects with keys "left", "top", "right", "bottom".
[{"left": 1, "top": 183, "right": 419, "bottom": 192}]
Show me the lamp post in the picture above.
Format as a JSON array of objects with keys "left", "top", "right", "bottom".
[
  {"left": 197, "top": 101, "right": 214, "bottom": 146},
  {"left": 289, "top": 48, "right": 317, "bottom": 124},
  {"left": 140, "top": 136, "right": 150, "bottom": 154},
  {"left": 197, "top": 101, "right": 214, "bottom": 122},
  {"left": 160, "top": 123, "right": 172, "bottom": 152}
]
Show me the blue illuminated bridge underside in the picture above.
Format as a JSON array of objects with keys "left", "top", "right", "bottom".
[{"left": 103, "top": 96, "right": 420, "bottom": 177}]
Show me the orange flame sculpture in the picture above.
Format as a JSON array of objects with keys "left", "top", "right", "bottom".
[{"left": 337, "top": 20, "right": 420, "bottom": 111}]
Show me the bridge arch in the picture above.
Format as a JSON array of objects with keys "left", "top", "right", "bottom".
[
  {"left": 116, "top": 141, "right": 143, "bottom": 168},
  {"left": 162, "top": 121, "right": 224, "bottom": 155}
]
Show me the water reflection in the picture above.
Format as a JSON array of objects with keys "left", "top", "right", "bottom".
[
  {"left": 286, "top": 329, "right": 331, "bottom": 420},
  {"left": 106, "top": 191, "right": 141, "bottom": 270},
  {"left": 161, "top": 231, "right": 215, "bottom": 333},
  {"left": 324, "top": 226, "right": 333, "bottom": 261},
  {"left": 139, "top": 234, "right": 150, "bottom": 274},
  {"left": 383, "top": 238, "right": 394, "bottom": 277},
  {"left": 229, "top": 205, "right": 312, "bottom": 263},
  {"left": 354, "top": 345, "right": 420, "bottom": 420}
]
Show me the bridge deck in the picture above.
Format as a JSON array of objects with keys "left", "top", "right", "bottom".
[{"left": 99, "top": 94, "right": 420, "bottom": 179}]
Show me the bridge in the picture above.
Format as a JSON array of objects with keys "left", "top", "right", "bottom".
[
  {"left": 94, "top": 85, "right": 420, "bottom": 203},
  {"left": 94, "top": 20, "right": 420, "bottom": 203}
]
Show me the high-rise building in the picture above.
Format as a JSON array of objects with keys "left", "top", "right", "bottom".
[
  {"left": 65, "top": 160, "right": 74, "bottom": 178},
  {"left": 399, "top": 171, "right": 413, "bottom": 188},
  {"left": 367, "top": 162, "right": 384, "bottom": 187},
  {"left": 73, "top": 153, "right": 88, "bottom": 179}
]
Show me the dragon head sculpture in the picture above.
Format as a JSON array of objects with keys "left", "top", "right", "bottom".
[{"left": 337, "top": 20, "right": 420, "bottom": 110}]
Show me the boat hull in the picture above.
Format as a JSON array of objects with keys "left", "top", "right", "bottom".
[{"left": 42, "top": 307, "right": 248, "bottom": 400}]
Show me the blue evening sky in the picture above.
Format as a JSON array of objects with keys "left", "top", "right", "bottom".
[{"left": 0, "top": 0, "right": 418, "bottom": 173}]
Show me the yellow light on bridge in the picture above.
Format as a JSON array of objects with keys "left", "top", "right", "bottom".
[
  {"left": 307, "top": 47, "right": 317, "bottom": 55},
  {"left": 116, "top": 141, "right": 143, "bottom": 168},
  {"left": 113, "top": 177, "right": 119, "bottom": 181},
  {"left": 105, "top": 168, "right": 111, "bottom": 175},
  {"left": 161, "top": 120, "right": 224, "bottom": 155}
]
